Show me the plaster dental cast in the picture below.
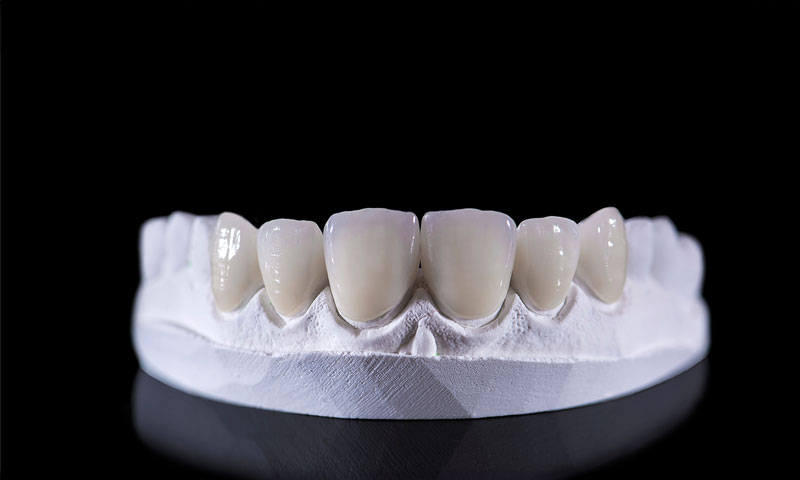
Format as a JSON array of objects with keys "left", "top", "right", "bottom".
[{"left": 133, "top": 207, "right": 708, "bottom": 419}]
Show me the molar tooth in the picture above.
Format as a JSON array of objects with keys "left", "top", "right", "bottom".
[
  {"left": 421, "top": 209, "right": 516, "bottom": 321},
  {"left": 323, "top": 208, "right": 420, "bottom": 323},
  {"left": 512, "top": 217, "right": 580, "bottom": 311},
  {"left": 257, "top": 219, "right": 327, "bottom": 318},
  {"left": 577, "top": 207, "right": 628, "bottom": 303},
  {"left": 210, "top": 212, "right": 262, "bottom": 312}
]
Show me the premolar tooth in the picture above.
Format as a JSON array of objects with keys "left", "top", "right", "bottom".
[
  {"left": 421, "top": 209, "right": 516, "bottom": 321},
  {"left": 576, "top": 207, "right": 628, "bottom": 303},
  {"left": 257, "top": 219, "right": 327, "bottom": 318},
  {"left": 323, "top": 208, "right": 420, "bottom": 323},
  {"left": 210, "top": 212, "right": 262, "bottom": 312},
  {"left": 512, "top": 217, "right": 580, "bottom": 311}
]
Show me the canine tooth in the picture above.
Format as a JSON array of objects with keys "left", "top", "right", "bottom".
[
  {"left": 577, "top": 207, "right": 628, "bottom": 303},
  {"left": 257, "top": 219, "right": 327, "bottom": 317},
  {"left": 210, "top": 212, "right": 262, "bottom": 312},
  {"left": 323, "top": 208, "right": 420, "bottom": 322},
  {"left": 512, "top": 217, "right": 579, "bottom": 311},
  {"left": 421, "top": 209, "right": 516, "bottom": 321}
]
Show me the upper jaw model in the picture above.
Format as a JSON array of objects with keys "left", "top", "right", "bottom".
[{"left": 133, "top": 207, "right": 708, "bottom": 419}]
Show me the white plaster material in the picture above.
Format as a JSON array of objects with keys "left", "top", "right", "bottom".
[
  {"left": 624, "top": 217, "right": 655, "bottom": 279},
  {"left": 163, "top": 211, "right": 194, "bottom": 274},
  {"left": 139, "top": 217, "right": 166, "bottom": 281},
  {"left": 257, "top": 219, "right": 327, "bottom": 318},
  {"left": 512, "top": 216, "right": 580, "bottom": 311},
  {"left": 577, "top": 207, "right": 628, "bottom": 303},
  {"left": 421, "top": 209, "right": 517, "bottom": 322},
  {"left": 132, "top": 212, "right": 708, "bottom": 420}
]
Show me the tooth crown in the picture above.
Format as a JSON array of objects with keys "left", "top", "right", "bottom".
[
  {"left": 257, "top": 219, "right": 327, "bottom": 318},
  {"left": 181, "top": 208, "right": 696, "bottom": 326},
  {"left": 138, "top": 211, "right": 706, "bottom": 360},
  {"left": 421, "top": 209, "right": 517, "bottom": 321},
  {"left": 577, "top": 207, "right": 628, "bottom": 304},
  {"left": 210, "top": 212, "right": 262, "bottom": 312},
  {"left": 512, "top": 217, "right": 580, "bottom": 311},
  {"left": 135, "top": 212, "right": 708, "bottom": 420},
  {"left": 323, "top": 208, "right": 420, "bottom": 323}
]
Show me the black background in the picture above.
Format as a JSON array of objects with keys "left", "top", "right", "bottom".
[{"left": 1, "top": 2, "right": 793, "bottom": 478}]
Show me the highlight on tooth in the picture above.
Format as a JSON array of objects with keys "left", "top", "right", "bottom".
[
  {"left": 135, "top": 208, "right": 708, "bottom": 420},
  {"left": 512, "top": 216, "right": 580, "bottom": 311},
  {"left": 210, "top": 212, "right": 263, "bottom": 312},
  {"left": 421, "top": 208, "right": 517, "bottom": 321},
  {"left": 257, "top": 219, "right": 327, "bottom": 318},
  {"left": 576, "top": 207, "right": 628, "bottom": 304},
  {"left": 323, "top": 208, "right": 420, "bottom": 323}
]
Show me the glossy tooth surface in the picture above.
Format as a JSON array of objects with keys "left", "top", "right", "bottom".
[
  {"left": 512, "top": 217, "right": 580, "bottom": 311},
  {"left": 577, "top": 207, "right": 628, "bottom": 303},
  {"left": 421, "top": 209, "right": 516, "bottom": 321},
  {"left": 210, "top": 212, "right": 262, "bottom": 312},
  {"left": 257, "top": 219, "right": 327, "bottom": 317},
  {"left": 323, "top": 208, "right": 420, "bottom": 323}
]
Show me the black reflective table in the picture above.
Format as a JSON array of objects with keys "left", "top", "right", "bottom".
[{"left": 132, "top": 359, "right": 707, "bottom": 479}]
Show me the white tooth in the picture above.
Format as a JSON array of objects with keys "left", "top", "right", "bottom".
[
  {"left": 421, "top": 209, "right": 516, "bottom": 321},
  {"left": 323, "top": 208, "right": 420, "bottom": 323},
  {"left": 512, "top": 217, "right": 579, "bottom": 311},
  {"left": 257, "top": 219, "right": 327, "bottom": 318},
  {"left": 209, "top": 212, "right": 262, "bottom": 312},
  {"left": 577, "top": 207, "right": 628, "bottom": 303}
]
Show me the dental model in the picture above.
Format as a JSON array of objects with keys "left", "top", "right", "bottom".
[{"left": 133, "top": 208, "right": 708, "bottom": 419}]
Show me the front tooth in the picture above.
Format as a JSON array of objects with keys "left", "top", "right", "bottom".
[
  {"left": 421, "top": 209, "right": 516, "bottom": 321},
  {"left": 576, "top": 207, "right": 628, "bottom": 303},
  {"left": 210, "top": 212, "right": 262, "bottom": 312},
  {"left": 323, "top": 208, "right": 420, "bottom": 323},
  {"left": 511, "top": 217, "right": 580, "bottom": 311},
  {"left": 257, "top": 219, "right": 327, "bottom": 317}
]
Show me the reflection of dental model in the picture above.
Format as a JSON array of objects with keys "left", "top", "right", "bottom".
[{"left": 133, "top": 208, "right": 709, "bottom": 419}]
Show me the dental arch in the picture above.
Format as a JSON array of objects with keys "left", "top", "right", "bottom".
[
  {"left": 133, "top": 208, "right": 708, "bottom": 419},
  {"left": 209, "top": 207, "right": 634, "bottom": 325}
]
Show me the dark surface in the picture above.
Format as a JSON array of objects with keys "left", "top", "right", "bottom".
[
  {"left": 2, "top": 2, "right": 788, "bottom": 478},
  {"left": 133, "top": 361, "right": 708, "bottom": 479}
]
